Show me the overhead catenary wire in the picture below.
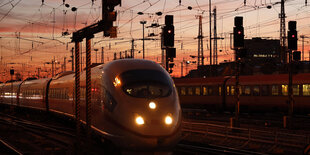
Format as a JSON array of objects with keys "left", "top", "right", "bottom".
[
  {"left": 0, "top": 0, "right": 309, "bottom": 76},
  {"left": 0, "top": 0, "right": 22, "bottom": 23}
]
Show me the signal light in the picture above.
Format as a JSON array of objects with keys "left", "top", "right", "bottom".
[
  {"left": 163, "top": 15, "right": 174, "bottom": 47},
  {"left": 288, "top": 21, "right": 297, "bottom": 50},
  {"left": 234, "top": 26, "right": 244, "bottom": 48},
  {"left": 163, "top": 25, "right": 174, "bottom": 47},
  {"left": 104, "top": 11, "right": 117, "bottom": 37},
  {"left": 233, "top": 16, "right": 244, "bottom": 48},
  {"left": 288, "top": 30, "right": 297, "bottom": 50},
  {"left": 166, "top": 47, "right": 176, "bottom": 58},
  {"left": 293, "top": 51, "right": 301, "bottom": 61}
]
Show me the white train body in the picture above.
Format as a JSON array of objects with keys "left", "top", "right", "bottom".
[{"left": 0, "top": 59, "right": 182, "bottom": 151}]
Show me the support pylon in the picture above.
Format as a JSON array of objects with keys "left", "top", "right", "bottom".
[
  {"left": 279, "top": 0, "right": 286, "bottom": 63},
  {"left": 197, "top": 15, "right": 204, "bottom": 67},
  {"left": 213, "top": 7, "right": 217, "bottom": 65}
]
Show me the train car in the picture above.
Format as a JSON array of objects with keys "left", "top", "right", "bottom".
[
  {"left": 174, "top": 73, "right": 310, "bottom": 114},
  {"left": 0, "top": 82, "right": 4, "bottom": 103},
  {"left": 1, "top": 81, "right": 23, "bottom": 106},
  {"left": 0, "top": 82, "right": 4, "bottom": 104},
  {"left": 19, "top": 78, "right": 52, "bottom": 110},
  {"left": 48, "top": 59, "right": 182, "bottom": 151},
  {"left": 48, "top": 72, "right": 75, "bottom": 116},
  {"left": 0, "top": 59, "right": 182, "bottom": 152}
]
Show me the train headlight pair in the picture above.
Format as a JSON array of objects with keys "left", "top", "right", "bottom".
[{"left": 135, "top": 114, "right": 173, "bottom": 126}]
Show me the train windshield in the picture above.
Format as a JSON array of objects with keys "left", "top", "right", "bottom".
[{"left": 120, "top": 69, "right": 172, "bottom": 98}]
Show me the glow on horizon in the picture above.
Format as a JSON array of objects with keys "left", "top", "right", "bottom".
[{"left": 0, "top": 0, "right": 309, "bottom": 81}]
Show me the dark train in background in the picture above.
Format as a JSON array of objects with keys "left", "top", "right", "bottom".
[
  {"left": 174, "top": 73, "right": 310, "bottom": 114},
  {"left": 0, "top": 59, "right": 182, "bottom": 152}
]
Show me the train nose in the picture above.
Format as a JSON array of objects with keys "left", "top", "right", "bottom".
[{"left": 128, "top": 100, "right": 180, "bottom": 136}]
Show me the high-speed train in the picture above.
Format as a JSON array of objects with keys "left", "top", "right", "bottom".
[
  {"left": 0, "top": 59, "right": 182, "bottom": 151},
  {"left": 174, "top": 73, "right": 310, "bottom": 114}
]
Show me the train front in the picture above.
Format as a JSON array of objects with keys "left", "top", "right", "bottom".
[{"left": 101, "top": 59, "right": 182, "bottom": 152}]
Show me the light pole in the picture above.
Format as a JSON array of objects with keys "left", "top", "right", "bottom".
[{"left": 140, "top": 20, "right": 147, "bottom": 59}]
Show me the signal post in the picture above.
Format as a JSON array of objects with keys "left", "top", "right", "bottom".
[
  {"left": 231, "top": 16, "right": 244, "bottom": 128},
  {"left": 284, "top": 21, "right": 298, "bottom": 129},
  {"left": 162, "top": 15, "right": 176, "bottom": 73}
]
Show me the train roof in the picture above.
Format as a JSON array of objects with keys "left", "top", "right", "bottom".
[
  {"left": 174, "top": 73, "right": 310, "bottom": 86},
  {"left": 101, "top": 59, "right": 168, "bottom": 77}
]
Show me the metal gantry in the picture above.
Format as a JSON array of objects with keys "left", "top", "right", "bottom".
[{"left": 71, "top": 0, "right": 120, "bottom": 145}]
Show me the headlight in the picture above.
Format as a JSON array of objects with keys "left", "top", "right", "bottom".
[
  {"left": 149, "top": 101, "right": 156, "bottom": 110},
  {"left": 113, "top": 77, "right": 121, "bottom": 87},
  {"left": 165, "top": 115, "right": 173, "bottom": 125},
  {"left": 135, "top": 116, "right": 144, "bottom": 125}
]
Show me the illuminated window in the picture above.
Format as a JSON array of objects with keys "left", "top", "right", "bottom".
[
  {"left": 226, "top": 86, "right": 230, "bottom": 95},
  {"left": 244, "top": 86, "right": 251, "bottom": 95},
  {"left": 238, "top": 86, "right": 242, "bottom": 95},
  {"left": 253, "top": 86, "right": 260, "bottom": 96},
  {"left": 282, "top": 85, "right": 288, "bottom": 96},
  {"left": 272, "top": 85, "right": 279, "bottom": 96},
  {"left": 180, "top": 87, "right": 186, "bottom": 96},
  {"left": 293, "top": 85, "right": 299, "bottom": 96},
  {"left": 202, "top": 86, "right": 207, "bottom": 95},
  {"left": 218, "top": 86, "right": 222, "bottom": 95},
  {"left": 187, "top": 87, "right": 193, "bottom": 96},
  {"left": 231, "top": 86, "right": 235, "bottom": 95},
  {"left": 303, "top": 84, "right": 310, "bottom": 96},
  {"left": 195, "top": 87, "right": 201, "bottom": 95}
]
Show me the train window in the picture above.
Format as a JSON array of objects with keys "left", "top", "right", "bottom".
[
  {"left": 261, "top": 85, "right": 268, "bottom": 96},
  {"left": 195, "top": 87, "right": 201, "bottom": 95},
  {"left": 238, "top": 86, "right": 242, "bottom": 95},
  {"left": 121, "top": 69, "right": 172, "bottom": 98},
  {"left": 231, "top": 86, "right": 235, "bottom": 95},
  {"left": 253, "top": 86, "right": 260, "bottom": 96},
  {"left": 244, "top": 86, "right": 251, "bottom": 96},
  {"left": 208, "top": 87, "right": 213, "bottom": 95},
  {"left": 187, "top": 87, "right": 193, "bottom": 96},
  {"left": 281, "top": 85, "right": 288, "bottom": 96},
  {"left": 303, "top": 84, "right": 310, "bottom": 96},
  {"left": 226, "top": 86, "right": 230, "bottom": 95},
  {"left": 272, "top": 85, "right": 279, "bottom": 96},
  {"left": 202, "top": 86, "right": 207, "bottom": 95},
  {"left": 218, "top": 86, "right": 222, "bottom": 95},
  {"left": 180, "top": 87, "right": 186, "bottom": 96},
  {"left": 293, "top": 85, "right": 299, "bottom": 96}
]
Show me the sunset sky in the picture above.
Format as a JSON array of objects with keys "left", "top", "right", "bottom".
[{"left": 0, "top": 0, "right": 310, "bottom": 81}]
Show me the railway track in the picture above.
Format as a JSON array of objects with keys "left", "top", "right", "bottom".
[
  {"left": 182, "top": 120, "right": 309, "bottom": 154},
  {"left": 0, "top": 113, "right": 76, "bottom": 154},
  {"left": 175, "top": 141, "right": 267, "bottom": 155},
  {"left": 0, "top": 111, "right": 111, "bottom": 154},
  {"left": 0, "top": 138, "right": 23, "bottom": 155}
]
